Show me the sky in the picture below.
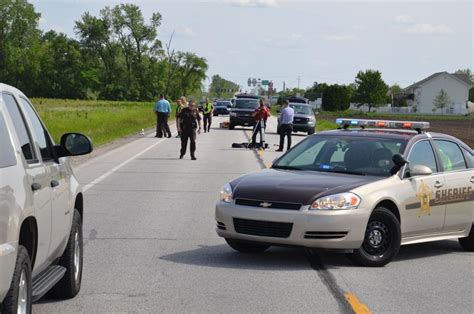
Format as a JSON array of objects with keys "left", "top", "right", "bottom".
[{"left": 30, "top": 0, "right": 473, "bottom": 92}]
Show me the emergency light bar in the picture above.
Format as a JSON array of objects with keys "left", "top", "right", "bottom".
[{"left": 336, "top": 118, "right": 430, "bottom": 132}]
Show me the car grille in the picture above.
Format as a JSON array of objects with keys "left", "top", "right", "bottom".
[
  {"left": 235, "top": 198, "right": 302, "bottom": 210},
  {"left": 294, "top": 117, "right": 309, "bottom": 123},
  {"left": 304, "top": 231, "right": 348, "bottom": 239},
  {"left": 233, "top": 218, "right": 293, "bottom": 238}
]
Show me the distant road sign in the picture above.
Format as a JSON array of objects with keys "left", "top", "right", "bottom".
[{"left": 262, "top": 80, "right": 269, "bottom": 85}]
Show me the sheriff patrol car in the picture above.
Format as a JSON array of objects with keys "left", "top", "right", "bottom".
[{"left": 215, "top": 118, "right": 474, "bottom": 267}]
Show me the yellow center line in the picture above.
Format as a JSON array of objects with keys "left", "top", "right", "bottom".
[{"left": 344, "top": 293, "right": 372, "bottom": 314}]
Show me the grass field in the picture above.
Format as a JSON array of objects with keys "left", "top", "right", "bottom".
[{"left": 32, "top": 98, "right": 176, "bottom": 147}]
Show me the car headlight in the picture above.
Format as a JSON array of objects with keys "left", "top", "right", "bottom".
[
  {"left": 230, "top": 112, "right": 237, "bottom": 117},
  {"left": 220, "top": 183, "right": 233, "bottom": 203},
  {"left": 310, "top": 192, "right": 360, "bottom": 210},
  {"left": 308, "top": 116, "right": 315, "bottom": 121}
]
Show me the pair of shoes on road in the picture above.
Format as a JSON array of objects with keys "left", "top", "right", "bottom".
[
  {"left": 167, "top": 135, "right": 172, "bottom": 138},
  {"left": 179, "top": 154, "right": 184, "bottom": 159},
  {"left": 191, "top": 156, "right": 197, "bottom": 160}
]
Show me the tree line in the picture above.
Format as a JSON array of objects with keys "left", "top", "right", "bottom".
[{"left": 0, "top": 0, "right": 208, "bottom": 101}]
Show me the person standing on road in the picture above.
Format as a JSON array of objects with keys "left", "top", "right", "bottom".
[
  {"left": 251, "top": 99, "right": 271, "bottom": 148},
  {"left": 202, "top": 98, "right": 214, "bottom": 133},
  {"left": 154, "top": 94, "right": 172, "bottom": 138},
  {"left": 277, "top": 100, "right": 294, "bottom": 151},
  {"left": 177, "top": 100, "right": 202, "bottom": 160}
]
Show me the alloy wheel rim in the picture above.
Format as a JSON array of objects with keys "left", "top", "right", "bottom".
[
  {"left": 74, "top": 231, "right": 81, "bottom": 282},
  {"left": 17, "top": 269, "right": 28, "bottom": 314}
]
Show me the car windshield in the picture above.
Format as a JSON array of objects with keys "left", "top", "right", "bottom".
[
  {"left": 273, "top": 134, "right": 408, "bottom": 176},
  {"left": 234, "top": 99, "right": 259, "bottom": 109},
  {"left": 290, "top": 105, "right": 312, "bottom": 115},
  {"left": 216, "top": 101, "right": 231, "bottom": 106}
]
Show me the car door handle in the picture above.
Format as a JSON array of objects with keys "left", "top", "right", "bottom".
[
  {"left": 471, "top": 176, "right": 474, "bottom": 183},
  {"left": 50, "top": 180, "right": 59, "bottom": 188},
  {"left": 434, "top": 181, "right": 444, "bottom": 189},
  {"left": 31, "top": 183, "right": 42, "bottom": 191}
]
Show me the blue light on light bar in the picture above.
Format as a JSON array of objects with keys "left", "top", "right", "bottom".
[
  {"left": 336, "top": 118, "right": 430, "bottom": 131},
  {"left": 351, "top": 120, "right": 358, "bottom": 125}
]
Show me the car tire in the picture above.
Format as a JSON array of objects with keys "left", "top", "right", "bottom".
[
  {"left": 2, "top": 245, "right": 32, "bottom": 314},
  {"left": 307, "top": 128, "right": 315, "bottom": 135},
  {"left": 229, "top": 123, "right": 235, "bottom": 130},
  {"left": 225, "top": 239, "right": 270, "bottom": 253},
  {"left": 49, "top": 209, "right": 83, "bottom": 299},
  {"left": 346, "top": 207, "right": 401, "bottom": 267},
  {"left": 459, "top": 224, "right": 474, "bottom": 251}
]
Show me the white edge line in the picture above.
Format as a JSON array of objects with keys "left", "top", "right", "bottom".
[{"left": 83, "top": 132, "right": 176, "bottom": 193}]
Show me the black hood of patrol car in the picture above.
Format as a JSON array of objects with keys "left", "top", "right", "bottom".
[{"left": 231, "top": 169, "right": 381, "bottom": 205}]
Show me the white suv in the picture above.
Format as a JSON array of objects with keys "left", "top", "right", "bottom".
[{"left": 0, "top": 83, "right": 92, "bottom": 313}]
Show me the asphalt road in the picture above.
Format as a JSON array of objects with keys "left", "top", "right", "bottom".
[{"left": 35, "top": 116, "right": 473, "bottom": 313}]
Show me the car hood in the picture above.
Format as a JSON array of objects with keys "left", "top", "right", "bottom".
[
  {"left": 293, "top": 113, "right": 312, "bottom": 119},
  {"left": 231, "top": 108, "right": 256, "bottom": 112},
  {"left": 231, "top": 169, "right": 381, "bottom": 205}
]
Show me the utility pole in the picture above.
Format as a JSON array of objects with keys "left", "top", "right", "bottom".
[{"left": 283, "top": 81, "right": 286, "bottom": 92}]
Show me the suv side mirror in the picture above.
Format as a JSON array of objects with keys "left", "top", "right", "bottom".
[
  {"left": 408, "top": 164, "right": 432, "bottom": 177},
  {"left": 57, "top": 133, "right": 93, "bottom": 157}
]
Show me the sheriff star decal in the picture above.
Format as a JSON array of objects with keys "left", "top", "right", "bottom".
[{"left": 416, "top": 180, "right": 433, "bottom": 217}]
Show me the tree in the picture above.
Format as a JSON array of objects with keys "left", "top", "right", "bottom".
[
  {"left": 352, "top": 70, "right": 388, "bottom": 112},
  {"left": 209, "top": 75, "right": 239, "bottom": 99},
  {"left": 433, "top": 89, "right": 451, "bottom": 114},
  {"left": 0, "top": 0, "right": 42, "bottom": 94},
  {"left": 470, "top": 87, "right": 474, "bottom": 102},
  {"left": 321, "top": 84, "right": 352, "bottom": 111},
  {"left": 455, "top": 69, "right": 474, "bottom": 86}
]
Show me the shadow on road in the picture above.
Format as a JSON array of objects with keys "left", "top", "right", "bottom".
[{"left": 159, "top": 244, "right": 310, "bottom": 271}]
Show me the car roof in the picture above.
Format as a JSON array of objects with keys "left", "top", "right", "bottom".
[
  {"left": 319, "top": 128, "right": 422, "bottom": 140},
  {"left": 289, "top": 103, "right": 311, "bottom": 107}
]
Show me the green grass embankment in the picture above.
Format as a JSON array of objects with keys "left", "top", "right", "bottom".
[{"left": 33, "top": 98, "right": 176, "bottom": 147}]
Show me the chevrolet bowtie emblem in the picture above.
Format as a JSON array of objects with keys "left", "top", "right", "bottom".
[{"left": 260, "top": 202, "right": 272, "bottom": 208}]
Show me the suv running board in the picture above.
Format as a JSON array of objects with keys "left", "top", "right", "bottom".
[{"left": 32, "top": 265, "right": 66, "bottom": 302}]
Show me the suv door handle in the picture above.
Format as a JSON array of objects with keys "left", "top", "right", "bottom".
[
  {"left": 50, "top": 180, "right": 59, "bottom": 188},
  {"left": 434, "top": 181, "right": 444, "bottom": 189},
  {"left": 31, "top": 183, "right": 42, "bottom": 191}
]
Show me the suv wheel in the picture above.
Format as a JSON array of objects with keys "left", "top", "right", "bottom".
[
  {"left": 346, "top": 207, "right": 401, "bottom": 267},
  {"left": 225, "top": 239, "right": 270, "bottom": 253},
  {"left": 228, "top": 123, "right": 235, "bottom": 130},
  {"left": 307, "top": 128, "right": 315, "bottom": 135},
  {"left": 459, "top": 224, "right": 474, "bottom": 251},
  {"left": 49, "top": 209, "right": 82, "bottom": 298},
  {"left": 2, "top": 245, "right": 32, "bottom": 314}
]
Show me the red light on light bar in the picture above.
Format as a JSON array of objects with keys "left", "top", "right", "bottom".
[
  {"left": 377, "top": 122, "right": 386, "bottom": 127},
  {"left": 403, "top": 123, "right": 412, "bottom": 128}
]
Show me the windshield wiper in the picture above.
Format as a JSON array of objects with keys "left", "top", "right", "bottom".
[{"left": 272, "top": 165, "right": 304, "bottom": 170}]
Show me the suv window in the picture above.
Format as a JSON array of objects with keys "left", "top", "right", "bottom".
[
  {"left": 19, "top": 97, "right": 54, "bottom": 161},
  {"left": 408, "top": 140, "right": 437, "bottom": 173},
  {"left": 235, "top": 99, "right": 259, "bottom": 109},
  {"left": 2, "top": 93, "right": 37, "bottom": 162},
  {"left": 0, "top": 111, "right": 17, "bottom": 168},
  {"left": 434, "top": 140, "right": 467, "bottom": 171}
]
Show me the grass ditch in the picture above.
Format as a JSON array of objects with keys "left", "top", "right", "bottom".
[{"left": 33, "top": 98, "right": 177, "bottom": 147}]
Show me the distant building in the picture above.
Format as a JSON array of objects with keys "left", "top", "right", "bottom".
[{"left": 402, "top": 72, "right": 471, "bottom": 114}]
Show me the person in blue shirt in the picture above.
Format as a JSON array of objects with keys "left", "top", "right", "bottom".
[
  {"left": 277, "top": 100, "right": 294, "bottom": 151},
  {"left": 154, "top": 94, "right": 172, "bottom": 138}
]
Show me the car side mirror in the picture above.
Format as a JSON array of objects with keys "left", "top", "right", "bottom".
[
  {"left": 408, "top": 164, "right": 432, "bottom": 177},
  {"left": 390, "top": 153, "right": 409, "bottom": 175},
  {"left": 56, "top": 133, "right": 93, "bottom": 158}
]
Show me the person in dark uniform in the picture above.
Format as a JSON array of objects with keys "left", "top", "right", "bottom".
[
  {"left": 177, "top": 100, "right": 202, "bottom": 160},
  {"left": 202, "top": 98, "right": 214, "bottom": 132}
]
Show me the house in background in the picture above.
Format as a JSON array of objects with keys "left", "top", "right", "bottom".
[{"left": 402, "top": 72, "right": 471, "bottom": 114}]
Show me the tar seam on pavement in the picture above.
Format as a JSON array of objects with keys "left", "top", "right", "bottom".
[{"left": 243, "top": 128, "right": 358, "bottom": 314}]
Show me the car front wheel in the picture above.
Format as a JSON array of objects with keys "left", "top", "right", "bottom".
[
  {"left": 2, "top": 245, "right": 32, "bottom": 314},
  {"left": 459, "top": 224, "right": 474, "bottom": 251},
  {"left": 346, "top": 207, "right": 401, "bottom": 267},
  {"left": 225, "top": 239, "right": 270, "bottom": 253}
]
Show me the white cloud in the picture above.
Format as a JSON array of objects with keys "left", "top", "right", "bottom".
[
  {"left": 324, "top": 34, "right": 357, "bottom": 41},
  {"left": 263, "top": 33, "right": 306, "bottom": 49},
  {"left": 395, "top": 14, "right": 414, "bottom": 24},
  {"left": 39, "top": 17, "right": 47, "bottom": 25},
  {"left": 404, "top": 23, "right": 453, "bottom": 35},
  {"left": 175, "top": 26, "right": 196, "bottom": 37},
  {"left": 228, "top": 0, "right": 278, "bottom": 8}
]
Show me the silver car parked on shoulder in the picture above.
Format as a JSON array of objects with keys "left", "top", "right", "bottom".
[{"left": 0, "top": 83, "right": 92, "bottom": 313}]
